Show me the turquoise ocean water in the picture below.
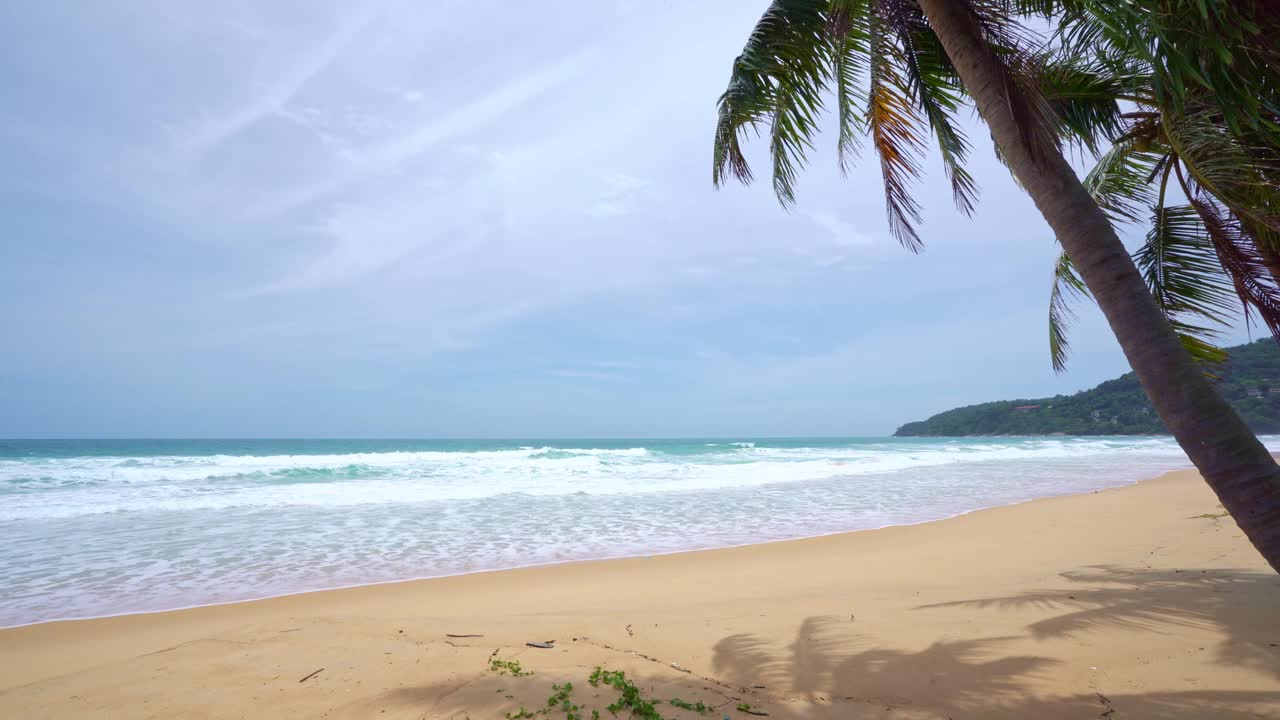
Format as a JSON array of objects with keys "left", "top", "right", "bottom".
[{"left": 2, "top": 436, "right": 1268, "bottom": 627}]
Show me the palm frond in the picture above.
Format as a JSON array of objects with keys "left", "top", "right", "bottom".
[
  {"left": 830, "top": 0, "right": 872, "bottom": 173},
  {"left": 712, "top": 79, "right": 758, "bottom": 188},
  {"left": 1006, "top": 0, "right": 1077, "bottom": 17},
  {"left": 1241, "top": 216, "right": 1280, "bottom": 286},
  {"left": 1171, "top": 327, "right": 1229, "bottom": 367},
  {"left": 866, "top": 5, "right": 927, "bottom": 250},
  {"left": 712, "top": 0, "right": 831, "bottom": 204},
  {"left": 1165, "top": 107, "right": 1280, "bottom": 234},
  {"left": 1081, "top": 141, "right": 1164, "bottom": 224},
  {"left": 1190, "top": 196, "right": 1280, "bottom": 341},
  {"left": 1051, "top": 4, "right": 1114, "bottom": 61},
  {"left": 1132, "top": 202, "right": 1237, "bottom": 362},
  {"left": 1032, "top": 53, "right": 1135, "bottom": 154},
  {"left": 890, "top": 12, "right": 979, "bottom": 215},
  {"left": 769, "top": 76, "right": 823, "bottom": 205},
  {"left": 1074, "top": 0, "right": 1280, "bottom": 144},
  {"left": 1049, "top": 249, "right": 1090, "bottom": 372}
]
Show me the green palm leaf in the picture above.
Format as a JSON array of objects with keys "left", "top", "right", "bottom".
[
  {"left": 712, "top": 0, "right": 831, "bottom": 199},
  {"left": 830, "top": 0, "right": 872, "bottom": 173},
  {"left": 1081, "top": 140, "right": 1164, "bottom": 224},
  {"left": 893, "top": 15, "right": 978, "bottom": 215},
  {"left": 866, "top": 8, "right": 928, "bottom": 250},
  {"left": 1165, "top": 107, "right": 1280, "bottom": 235},
  {"left": 1133, "top": 202, "right": 1235, "bottom": 364},
  {"left": 1048, "top": 249, "right": 1090, "bottom": 372},
  {"left": 712, "top": 0, "right": 991, "bottom": 251},
  {"left": 1032, "top": 53, "right": 1140, "bottom": 154},
  {"left": 1190, "top": 196, "right": 1280, "bottom": 340},
  {"left": 1073, "top": 0, "right": 1280, "bottom": 143}
]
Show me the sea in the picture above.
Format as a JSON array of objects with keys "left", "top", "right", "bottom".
[{"left": 1, "top": 436, "right": 1269, "bottom": 628}]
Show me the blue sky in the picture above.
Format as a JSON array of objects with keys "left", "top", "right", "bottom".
[{"left": 0, "top": 1, "right": 1256, "bottom": 438}]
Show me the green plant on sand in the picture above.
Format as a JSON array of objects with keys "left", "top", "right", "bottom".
[{"left": 490, "top": 658, "right": 533, "bottom": 677}]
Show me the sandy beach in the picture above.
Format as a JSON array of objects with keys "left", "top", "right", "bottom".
[{"left": 2, "top": 467, "right": 1277, "bottom": 719}]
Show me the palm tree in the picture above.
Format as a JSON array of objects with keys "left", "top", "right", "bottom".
[{"left": 711, "top": 0, "right": 1280, "bottom": 571}]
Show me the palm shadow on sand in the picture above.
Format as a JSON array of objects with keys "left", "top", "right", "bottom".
[
  {"left": 385, "top": 566, "right": 1280, "bottom": 719},
  {"left": 916, "top": 564, "right": 1280, "bottom": 682}
]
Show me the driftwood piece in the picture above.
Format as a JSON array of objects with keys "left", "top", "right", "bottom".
[{"left": 298, "top": 668, "right": 324, "bottom": 683}]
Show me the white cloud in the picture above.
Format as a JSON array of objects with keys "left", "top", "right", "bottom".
[
  {"left": 806, "top": 211, "right": 877, "bottom": 247},
  {"left": 181, "top": 2, "right": 382, "bottom": 160},
  {"left": 238, "top": 47, "right": 595, "bottom": 221},
  {"left": 585, "top": 173, "right": 651, "bottom": 217}
]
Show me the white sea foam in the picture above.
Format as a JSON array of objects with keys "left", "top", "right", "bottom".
[
  {"left": 2, "top": 436, "right": 1274, "bottom": 627},
  {"left": 0, "top": 438, "right": 1162, "bottom": 515},
  {"left": 0, "top": 438, "right": 1189, "bottom": 520}
]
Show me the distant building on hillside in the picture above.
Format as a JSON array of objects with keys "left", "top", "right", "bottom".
[{"left": 1012, "top": 405, "right": 1040, "bottom": 412}]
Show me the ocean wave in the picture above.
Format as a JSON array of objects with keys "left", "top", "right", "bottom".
[
  {"left": 0, "top": 446, "right": 649, "bottom": 489},
  {"left": 0, "top": 436, "right": 1218, "bottom": 521}
]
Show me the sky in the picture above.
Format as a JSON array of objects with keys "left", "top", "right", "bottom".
[{"left": 0, "top": 0, "right": 1258, "bottom": 438}]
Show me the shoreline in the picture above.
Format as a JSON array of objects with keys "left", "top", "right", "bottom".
[
  {"left": 1, "top": 468, "right": 1161, "bottom": 632},
  {"left": 4, "top": 465, "right": 1279, "bottom": 719}
]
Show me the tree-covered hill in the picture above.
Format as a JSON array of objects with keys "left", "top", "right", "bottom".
[{"left": 894, "top": 340, "right": 1280, "bottom": 436}]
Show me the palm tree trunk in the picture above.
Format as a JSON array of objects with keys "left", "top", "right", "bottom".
[{"left": 916, "top": 0, "right": 1280, "bottom": 572}]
